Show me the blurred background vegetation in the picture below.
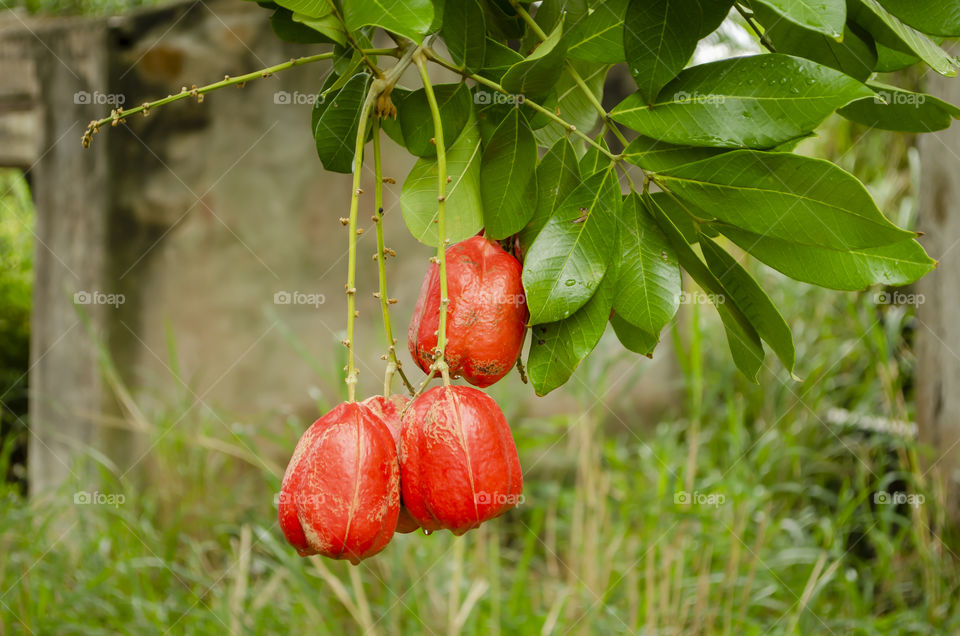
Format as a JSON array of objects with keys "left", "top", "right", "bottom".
[
  {"left": 1, "top": 2, "right": 958, "bottom": 634},
  {"left": 2, "top": 117, "right": 958, "bottom": 633},
  {"left": 0, "top": 0, "right": 156, "bottom": 15},
  {"left": 0, "top": 169, "right": 31, "bottom": 491}
]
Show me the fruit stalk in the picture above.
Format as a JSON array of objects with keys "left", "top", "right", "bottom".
[
  {"left": 414, "top": 52, "right": 452, "bottom": 385},
  {"left": 372, "top": 117, "right": 415, "bottom": 396},
  {"left": 344, "top": 90, "right": 378, "bottom": 401}
]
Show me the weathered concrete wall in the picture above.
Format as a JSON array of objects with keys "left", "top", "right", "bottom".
[{"left": 1, "top": 14, "right": 112, "bottom": 493}]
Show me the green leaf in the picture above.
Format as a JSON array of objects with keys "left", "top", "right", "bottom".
[
  {"left": 271, "top": 8, "right": 335, "bottom": 43},
  {"left": 527, "top": 260, "right": 617, "bottom": 395},
  {"left": 622, "top": 136, "right": 727, "bottom": 172},
  {"left": 480, "top": 109, "right": 539, "bottom": 239},
  {"left": 527, "top": 0, "right": 590, "bottom": 52},
  {"left": 441, "top": 0, "right": 486, "bottom": 71},
  {"left": 645, "top": 193, "right": 764, "bottom": 381},
  {"left": 754, "top": 5, "right": 877, "bottom": 81},
  {"left": 430, "top": 0, "right": 445, "bottom": 32},
  {"left": 523, "top": 169, "right": 620, "bottom": 324},
  {"left": 478, "top": 39, "right": 525, "bottom": 82},
  {"left": 700, "top": 236, "right": 796, "bottom": 373},
  {"left": 750, "top": 0, "right": 845, "bottom": 38},
  {"left": 483, "top": 0, "right": 526, "bottom": 39},
  {"left": 876, "top": 0, "right": 960, "bottom": 37},
  {"left": 623, "top": 0, "right": 702, "bottom": 104},
  {"left": 313, "top": 72, "right": 372, "bottom": 174},
  {"left": 839, "top": 82, "right": 960, "bottom": 132},
  {"left": 397, "top": 83, "right": 473, "bottom": 158},
  {"left": 848, "top": 0, "right": 958, "bottom": 76},
  {"left": 654, "top": 150, "right": 914, "bottom": 250},
  {"left": 698, "top": 0, "right": 734, "bottom": 36},
  {"left": 311, "top": 72, "right": 341, "bottom": 136},
  {"left": 501, "top": 20, "right": 568, "bottom": 99},
  {"left": 292, "top": 12, "right": 347, "bottom": 46},
  {"left": 535, "top": 60, "right": 608, "bottom": 146},
  {"left": 276, "top": 0, "right": 331, "bottom": 17},
  {"left": 613, "top": 193, "right": 681, "bottom": 335},
  {"left": 401, "top": 115, "right": 484, "bottom": 246},
  {"left": 770, "top": 132, "right": 817, "bottom": 152},
  {"left": 341, "top": 0, "right": 434, "bottom": 43},
  {"left": 874, "top": 42, "right": 920, "bottom": 71},
  {"left": 652, "top": 191, "right": 702, "bottom": 244},
  {"left": 579, "top": 136, "right": 610, "bottom": 175},
  {"left": 718, "top": 225, "right": 937, "bottom": 290},
  {"left": 520, "top": 137, "right": 581, "bottom": 250},
  {"left": 565, "top": 0, "right": 629, "bottom": 63},
  {"left": 332, "top": 43, "right": 358, "bottom": 75},
  {"left": 610, "top": 54, "right": 874, "bottom": 148},
  {"left": 610, "top": 313, "right": 658, "bottom": 355}
]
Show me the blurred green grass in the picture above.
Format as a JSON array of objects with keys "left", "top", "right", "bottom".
[{"left": 1, "top": 276, "right": 958, "bottom": 634}]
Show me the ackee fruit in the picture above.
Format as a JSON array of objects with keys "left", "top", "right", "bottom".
[
  {"left": 278, "top": 402, "right": 400, "bottom": 563},
  {"left": 408, "top": 236, "right": 528, "bottom": 388},
  {"left": 399, "top": 385, "right": 523, "bottom": 535}
]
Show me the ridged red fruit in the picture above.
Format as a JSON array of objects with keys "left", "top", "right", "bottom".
[
  {"left": 278, "top": 402, "right": 400, "bottom": 563},
  {"left": 408, "top": 236, "right": 528, "bottom": 388},
  {"left": 361, "top": 394, "right": 420, "bottom": 534},
  {"left": 399, "top": 386, "right": 523, "bottom": 535}
]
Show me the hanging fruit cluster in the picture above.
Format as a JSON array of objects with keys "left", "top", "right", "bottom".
[
  {"left": 279, "top": 237, "right": 527, "bottom": 563},
  {"left": 278, "top": 53, "right": 527, "bottom": 563}
]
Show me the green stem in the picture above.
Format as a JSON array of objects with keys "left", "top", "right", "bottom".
[
  {"left": 326, "top": 0, "right": 385, "bottom": 76},
  {"left": 509, "top": 0, "right": 545, "bottom": 36},
  {"left": 734, "top": 3, "right": 777, "bottom": 53},
  {"left": 567, "top": 65, "right": 630, "bottom": 148},
  {"left": 508, "top": 0, "right": 630, "bottom": 151},
  {"left": 423, "top": 49, "right": 620, "bottom": 163},
  {"left": 81, "top": 50, "right": 396, "bottom": 147},
  {"left": 414, "top": 52, "right": 452, "bottom": 386},
  {"left": 372, "top": 117, "right": 415, "bottom": 396},
  {"left": 344, "top": 90, "right": 378, "bottom": 401}
]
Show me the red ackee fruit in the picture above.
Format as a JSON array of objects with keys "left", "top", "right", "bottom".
[
  {"left": 408, "top": 236, "right": 528, "bottom": 388},
  {"left": 278, "top": 402, "right": 400, "bottom": 563},
  {"left": 399, "top": 385, "right": 523, "bottom": 535},
  {"left": 361, "top": 394, "right": 420, "bottom": 534}
]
